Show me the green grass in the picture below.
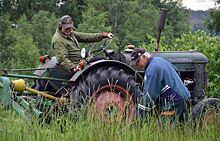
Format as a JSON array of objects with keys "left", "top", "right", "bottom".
[{"left": 0, "top": 108, "right": 220, "bottom": 141}]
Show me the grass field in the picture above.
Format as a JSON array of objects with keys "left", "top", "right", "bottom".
[{"left": 0, "top": 108, "right": 220, "bottom": 141}]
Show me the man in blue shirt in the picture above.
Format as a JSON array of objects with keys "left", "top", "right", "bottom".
[{"left": 131, "top": 48, "right": 190, "bottom": 124}]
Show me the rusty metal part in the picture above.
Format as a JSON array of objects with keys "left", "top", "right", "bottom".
[{"left": 89, "top": 84, "right": 135, "bottom": 122}]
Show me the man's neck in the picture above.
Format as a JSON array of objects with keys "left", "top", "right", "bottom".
[{"left": 145, "top": 56, "right": 153, "bottom": 70}]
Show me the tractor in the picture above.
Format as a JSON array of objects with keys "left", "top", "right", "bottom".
[{"left": 0, "top": 9, "right": 219, "bottom": 125}]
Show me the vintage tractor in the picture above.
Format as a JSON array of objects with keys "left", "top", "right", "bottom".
[
  {"left": 1, "top": 39, "right": 142, "bottom": 122},
  {"left": 0, "top": 9, "right": 219, "bottom": 124}
]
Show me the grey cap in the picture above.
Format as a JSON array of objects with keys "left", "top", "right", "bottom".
[
  {"left": 130, "top": 48, "right": 146, "bottom": 65},
  {"left": 59, "top": 15, "right": 74, "bottom": 28}
]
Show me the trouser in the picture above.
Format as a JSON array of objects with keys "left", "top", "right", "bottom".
[
  {"left": 49, "top": 65, "right": 73, "bottom": 80},
  {"left": 136, "top": 100, "right": 188, "bottom": 123},
  {"left": 159, "top": 86, "right": 189, "bottom": 125},
  {"left": 136, "top": 86, "right": 189, "bottom": 125},
  {"left": 160, "top": 100, "right": 189, "bottom": 125}
]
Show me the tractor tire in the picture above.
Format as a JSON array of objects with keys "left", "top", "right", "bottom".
[
  {"left": 70, "top": 66, "right": 142, "bottom": 122},
  {"left": 192, "top": 98, "right": 220, "bottom": 128}
]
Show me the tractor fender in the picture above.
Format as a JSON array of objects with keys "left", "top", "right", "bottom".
[
  {"left": 70, "top": 60, "right": 143, "bottom": 84},
  {"left": 33, "top": 56, "right": 58, "bottom": 76}
]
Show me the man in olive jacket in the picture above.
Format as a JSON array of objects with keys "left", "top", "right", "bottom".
[{"left": 51, "top": 15, "right": 114, "bottom": 74}]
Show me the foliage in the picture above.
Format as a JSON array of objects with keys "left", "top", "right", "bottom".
[
  {"left": 0, "top": 14, "right": 40, "bottom": 70},
  {"left": 121, "top": 1, "right": 158, "bottom": 47},
  {"left": 205, "top": 0, "right": 220, "bottom": 33},
  {"left": 78, "top": 4, "right": 111, "bottom": 33},
  {"left": 57, "top": 0, "right": 87, "bottom": 26},
  {"left": 0, "top": 14, "right": 16, "bottom": 69},
  {"left": 162, "top": 0, "right": 190, "bottom": 40},
  {"left": 30, "top": 11, "right": 57, "bottom": 55},
  {"left": 205, "top": 8, "right": 220, "bottom": 33},
  {"left": 169, "top": 31, "right": 220, "bottom": 98},
  {"left": 77, "top": 3, "right": 119, "bottom": 50},
  {"left": 11, "top": 29, "right": 40, "bottom": 69}
]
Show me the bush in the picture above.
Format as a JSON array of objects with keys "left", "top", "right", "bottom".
[{"left": 11, "top": 29, "right": 40, "bottom": 69}]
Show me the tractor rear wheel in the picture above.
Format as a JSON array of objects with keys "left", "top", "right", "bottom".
[{"left": 70, "top": 66, "right": 141, "bottom": 122}]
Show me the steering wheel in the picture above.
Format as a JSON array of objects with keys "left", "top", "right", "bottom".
[{"left": 88, "top": 38, "right": 112, "bottom": 57}]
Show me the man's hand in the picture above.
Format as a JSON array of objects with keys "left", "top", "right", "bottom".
[
  {"left": 71, "top": 60, "right": 85, "bottom": 73},
  {"left": 71, "top": 65, "right": 81, "bottom": 72},
  {"left": 102, "top": 32, "right": 114, "bottom": 39}
]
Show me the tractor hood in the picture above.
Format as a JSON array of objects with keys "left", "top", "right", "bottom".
[
  {"left": 149, "top": 51, "right": 208, "bottom": 64},
  {"left": 121, "top": 50, "right": 208, "bottom": 65}
]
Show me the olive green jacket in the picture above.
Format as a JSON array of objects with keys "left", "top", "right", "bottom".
[{"left": 51, "top": 29, "right": 103, "bottom": 71}]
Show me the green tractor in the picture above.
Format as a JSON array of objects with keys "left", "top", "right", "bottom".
[{"left": 0, "top": 9, "right": 219, "bottom": 125}]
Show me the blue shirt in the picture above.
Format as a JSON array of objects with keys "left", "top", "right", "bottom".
[{"left": 141, "top": 57, "right": 190, "bottom": 107}]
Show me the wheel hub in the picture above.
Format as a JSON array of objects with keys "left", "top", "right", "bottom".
[{"left": 89, "top": 85, "right": 135, "bottom": 122}]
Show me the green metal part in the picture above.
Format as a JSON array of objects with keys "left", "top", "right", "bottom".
[
  {"left": 4, "top": 73, "right": 69, "bottom": 82},
  {"left": 12, "top": 101, "right": 33, "bottom": 123},
  {"left": 16, "top": 96, "right": 43, "bottom": 118},
  {"left": 0, "top": 77, "right": 12, "bottom": 108},
  {"left": 4, "top": 68, "right": 52, "bottom": 72},
  {"left": 12, "top": 94, "right": 52, "bottom": 123},
  {"left": 0, "top": 76, "right": 53, "bottom": 122}
]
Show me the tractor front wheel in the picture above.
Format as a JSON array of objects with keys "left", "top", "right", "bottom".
[{"left": 192, "top": 98, "right": 220, "bottom": 128}]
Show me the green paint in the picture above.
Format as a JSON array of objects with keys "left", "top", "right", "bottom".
[{"left": 0, "top": 77, "right": 12, "bottom": 108}]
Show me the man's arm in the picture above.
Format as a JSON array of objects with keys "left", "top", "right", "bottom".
[
  {"left": 141, "top": 70, "right": 162, "bottom": 108},
  {"left": 74, "top": 31, "right": 103, "bottom": 43}
]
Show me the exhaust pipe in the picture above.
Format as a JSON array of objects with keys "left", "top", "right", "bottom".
[{"left": 155, "top": 8, "right": 168, "bottom": 51}]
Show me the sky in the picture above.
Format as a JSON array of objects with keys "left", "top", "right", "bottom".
[{"left": 182, "top": 0, "right": 217, "bottom": 10}]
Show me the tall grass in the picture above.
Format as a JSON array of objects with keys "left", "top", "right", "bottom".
[{"left": 1, "top": 106, "right": 220, "bottom": 141}]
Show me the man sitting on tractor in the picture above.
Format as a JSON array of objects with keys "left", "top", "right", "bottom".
[
  {"left": 51, "top": 15, "right": 114, "bottom": 78},
  {"left": 131, "top": 48, "right": 190, "bottom": 125}
]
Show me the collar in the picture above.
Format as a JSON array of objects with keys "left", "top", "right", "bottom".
[{"left": 145, "top": 56, "right": 153, "bottom": 70}]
